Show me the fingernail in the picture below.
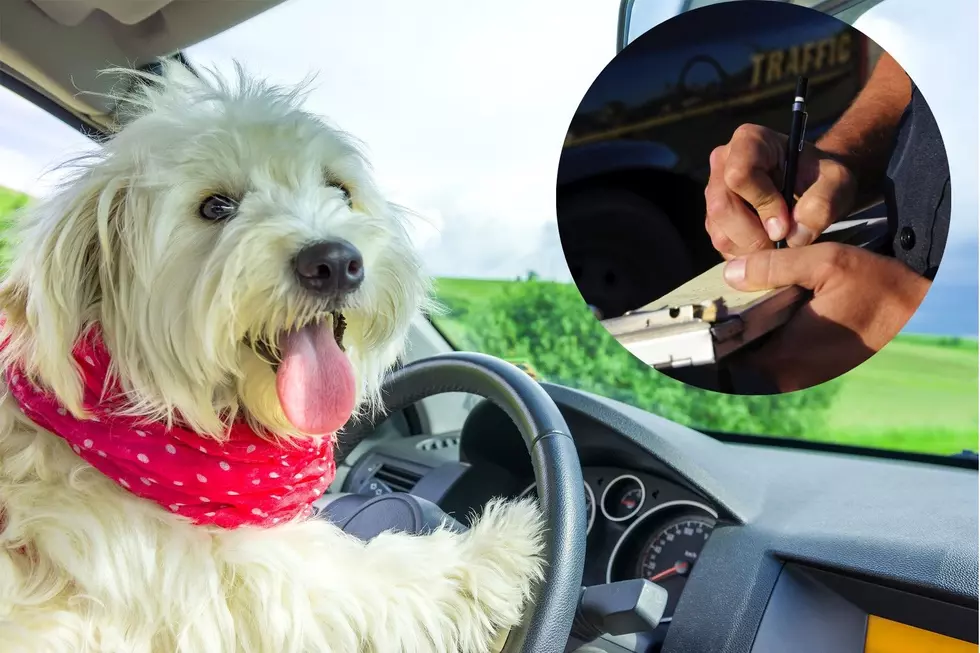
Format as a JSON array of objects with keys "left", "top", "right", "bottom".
[
  {"left": 787, "top": 223, "right": 812, "bottom": 247},
  {"left": 765, "top": 218, "right": 783, "bottom": 240},
  {"left": 724, "top": 258, "right": 746, "bottom": 283}
]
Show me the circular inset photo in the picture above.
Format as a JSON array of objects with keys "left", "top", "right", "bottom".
[{"left": 556, "top": 0, "right": 951, "bottom": 395}]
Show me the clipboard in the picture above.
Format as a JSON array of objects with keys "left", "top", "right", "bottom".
[{"left": 601, "top": 213, "right": 890, "bottom": 369}]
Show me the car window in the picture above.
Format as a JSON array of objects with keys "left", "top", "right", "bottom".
[
  {"left": 183, "top": 0, "right": 976, "bottom": 458},
  {"left": 1, "top": 0, "right": 974, "bottom": 459},
  {"left": 0, "top": 85, "right": 98, "bottom": 262}
]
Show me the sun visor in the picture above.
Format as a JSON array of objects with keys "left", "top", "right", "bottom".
[
  {"left": 31, "top": 0, "right": 174, "bottom": 27},
  {"left": 2, "top": 0, "right": 286, "bottom": 131}
]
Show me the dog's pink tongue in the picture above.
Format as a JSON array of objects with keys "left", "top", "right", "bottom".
[{"left": 276, "top": 322, "right": 356, "bottom": 435}]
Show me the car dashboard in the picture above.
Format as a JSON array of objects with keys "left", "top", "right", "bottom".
[{"left": 325, "top": 382, "right": 978, "bottom": 653}]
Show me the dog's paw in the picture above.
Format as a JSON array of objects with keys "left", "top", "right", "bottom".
[{"left": 459, "top": 498, "right": 546, "bottom": 633}]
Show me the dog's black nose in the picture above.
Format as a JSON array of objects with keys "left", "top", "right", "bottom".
[{"left": 294, "top": 239, "right": 364, "bottom": 296}]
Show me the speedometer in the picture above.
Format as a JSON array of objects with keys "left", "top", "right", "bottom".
[{"left": 635, "top": 514, "right": 715, "bottom": 619}]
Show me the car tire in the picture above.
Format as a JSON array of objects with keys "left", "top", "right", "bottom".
[{"left": 557, "top": 187, "right": 695, "bottom": 319}]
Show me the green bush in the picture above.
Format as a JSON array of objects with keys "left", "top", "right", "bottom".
[
  {"left": 0, "top": 186, "right": 30, "bottom": 266},
  {"left": 439, "top": 277, "right": 839, "bottom": 438}
]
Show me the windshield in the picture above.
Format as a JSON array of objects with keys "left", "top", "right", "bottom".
[{"left": 1, "top": 0, "right": 975, "bottom": 458}]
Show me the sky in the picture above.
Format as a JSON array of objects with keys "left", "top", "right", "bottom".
[{"left": 0, "top": 0, "right": 975, "bottom": 335}]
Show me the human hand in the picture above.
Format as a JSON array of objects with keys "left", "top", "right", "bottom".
[
  {"left": 723, "top": 243, "right": 930, "bottom": 392},
  {"left": 705, "top": 124, "right": 858, "bottom": 258}
]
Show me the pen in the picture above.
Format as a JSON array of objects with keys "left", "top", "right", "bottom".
[{"left": 775, "top": 76, "right": 808, "bottom": 249}]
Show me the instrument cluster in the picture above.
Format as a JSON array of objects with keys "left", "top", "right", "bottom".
[{"left": 520, "top": 466, "right": 719, "bottom": 624}]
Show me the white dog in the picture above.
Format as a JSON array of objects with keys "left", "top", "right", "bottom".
[{"left": 0, "top": 61, "right": 544, "bottom": 653}]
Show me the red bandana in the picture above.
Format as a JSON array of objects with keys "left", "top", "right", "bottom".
[{"left": 3, "top": 324, "right": 336, "bottom": 529}]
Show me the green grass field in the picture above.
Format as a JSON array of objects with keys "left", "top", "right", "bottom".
[
  {"left": 433, "top": 277, "right": 979, "bottom": 456},
  {"left": 818, "top": 336, "right": 978, "bottom": 453}
]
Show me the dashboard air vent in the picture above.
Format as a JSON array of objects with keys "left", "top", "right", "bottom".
[
  {"left": 417, "top": 436, "right": 460, "bottom": 452},
  {"left": 374, "top": 464, "right": 423, "bottom": 493}
]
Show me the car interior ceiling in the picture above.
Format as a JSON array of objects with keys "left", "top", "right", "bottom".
[{"left": 0, "top": 0, "right": 286, "bottom": 129}]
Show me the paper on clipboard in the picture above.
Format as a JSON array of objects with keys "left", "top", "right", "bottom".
[
  {"left": 601, "top": 263, "right": 806, "bottom": 368},
  {"left": 633, "top": 262, "right": 778, "bottom": 317}
]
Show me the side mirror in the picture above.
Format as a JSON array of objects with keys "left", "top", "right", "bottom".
[
  {"left": 616, "top": 0, "right": 686, "bottom": 52},
  {"left": 616, "top": 0, "right": 886, "bottom": 53}
]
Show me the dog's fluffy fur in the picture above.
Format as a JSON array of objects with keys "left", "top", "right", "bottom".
[{"left": 0, "top": 61, "right": 544, "bottom": 652}]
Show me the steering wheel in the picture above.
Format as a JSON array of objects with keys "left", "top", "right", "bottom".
[{"left": 326, "top": 352, "right": 587, "bottom": 653}]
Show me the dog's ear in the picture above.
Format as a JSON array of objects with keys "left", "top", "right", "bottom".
[{"left": 0, "top": 166, "right": 122, "bottom": 415}]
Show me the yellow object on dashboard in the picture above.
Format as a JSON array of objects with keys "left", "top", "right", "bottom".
[{"left": 865, "top": 615, "right": 977, "bottom": 653}]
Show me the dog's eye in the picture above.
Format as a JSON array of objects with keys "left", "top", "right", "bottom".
[
  {"left": 325, "top": 173, "right": 353, "bottom": 208},
  {"left": 199, "top": 194, "right": 239, "bottom": 221},
  {"left": 333, "top": 183, "right": 352, "bottom": 208}
]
